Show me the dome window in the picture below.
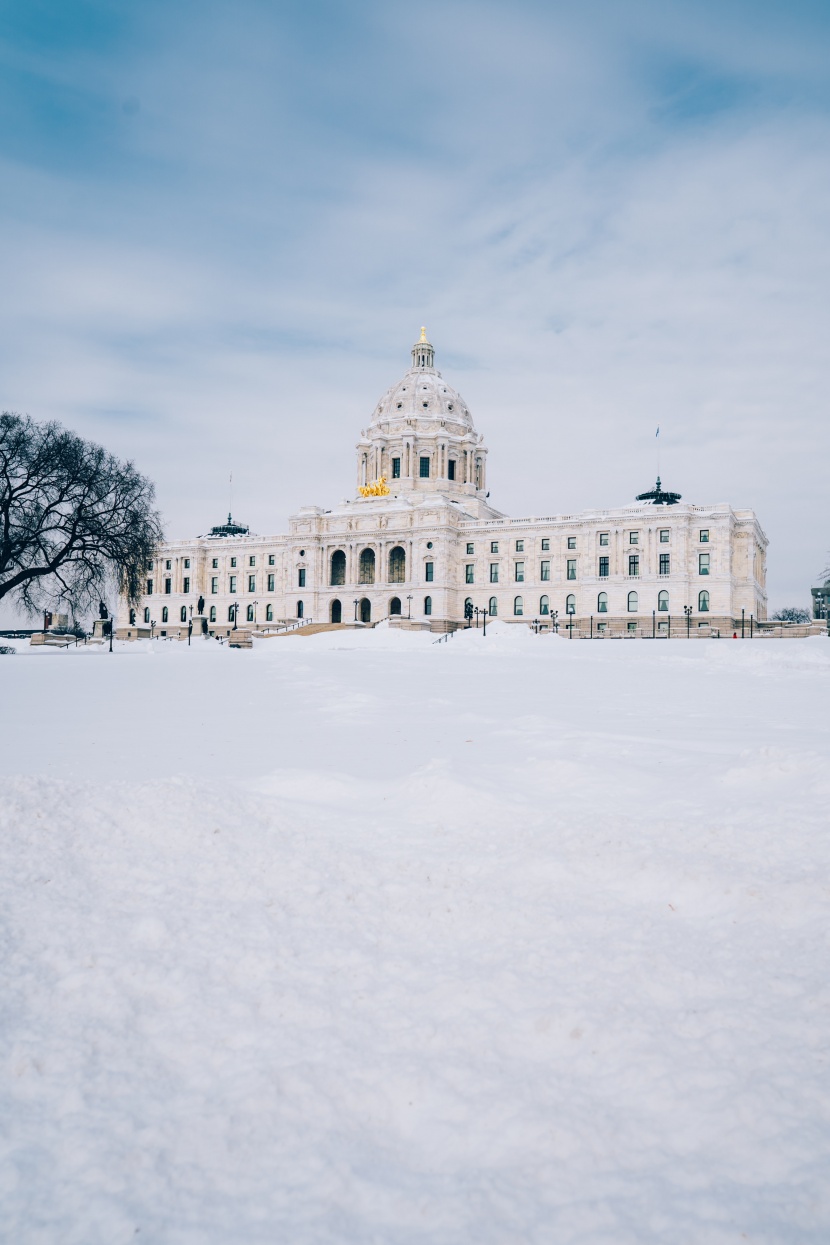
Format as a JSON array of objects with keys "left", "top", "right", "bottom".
[
  {"left": 422, "top": 402, "right": 428, "bottom": 408},
  {"left": 397, "top": 402, "right": 402, "bottom": 409},
  {"left": 447, "top": 404, "right": 453, "bottom": 410}
]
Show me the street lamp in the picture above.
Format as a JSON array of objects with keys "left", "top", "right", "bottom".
[
  {"left": 684, "top": 604, "right": 692, "bottom": 638},
  {"left": 566, "top": 602, "right": 575, "bottom": 639},
  {"left": 252, "top": 600, "right": 258, "bottom": 627},
  {"left": 232, "top": 600, "right": 239, "bottom": 630},
  {"left": 406, "top": 594, "right": 413, "bottom": 619},
  {"left": 741, "top": 607, "right": 745, "bottom": 639},
  {"left": 551, "top": 609, "right": 559, "bottom": 634},
  {"left": 353, "top": 598, "right": 359, "bottom": 622}
]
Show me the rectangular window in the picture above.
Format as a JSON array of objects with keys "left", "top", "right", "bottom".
[
  {"left": 540, "top": 560, "right": 550, "bottom": 581},
  {"left": 659, "top": 553, "right": 670, "bottom": 575},
  {"left": 164, "top": 579, "right": 172, "bottom": 594},
  {"left": 425, "top": 562, "right": 434, "bottom": 582},
  {"left": 599, "top": 532, "right": 609, "bottom": 546},
  {"left": 419, "top": 456, "right": 430, "bottom": 478},
  {"left": 211, "top": 577, "right": 218, "bottom": 594},
  {"left": 629, "top": 555, "right": 639, "bottom": 576},
  {"left": 267, "top": 574, "right": 275, "bottom": 592},
  {"left": 490, "top": 563, "right": 499, "bottom": 583},
  {"left": 466, "top": 542, "right": 474, "bottom": 555},
  {"left": 465, "top": 564, "right": 474, "bottom": 583},
  {"left": 447, "top": 460, "right": 456, "bottom": 480},
  {"left": 660, "top": 530, "right": 670, "bottom": 543},
  {"left": 567, "top": 537, "right": 576, "bottom": 550},
  {"left": 514, "top": 562, "right": 524, "bottom": 582},
  {"left": 567, "top": 559, "right": 576, "bottom": 580},
  {"left": 165, "top": 560, "right": 171, "bottom": 570},
  {"left": 627, "top": 621, "right": 637, "bottom": 632},
  {"left": 699, "top": 553, "right": 710, "bottom": 575},
  {"left": 491, "top": 541, "right": 499, "bottom": 553},
  {"left": 629, "top": 531, "right": 639, "bottom": 545},
  {"left": 297, "top": 569, "right": 305, "bottom": 587},
  {"left": 230, "top": 557, "right": 237, "bottom": 568},
  {"left": 249, "top": 556, "right": 256, "bottom": 567},
  {"left": 146, "top": 579, "right": 153, "bottom": 595},
  {"left": 515, "top": 540, "right": 524, "bottom": 552},
  {"left": 183, "top": 577, "right": 190, "bottom": 593},
  {"left": 184, "top": 558, "right": 190, "bottom": 569},
  {"left": 700, "top": 529, "right": 710, "bottom": 543},
  {"left": 229, "top": 575, "right": 236, "bottom": 593},
  {"left": 268, "top": 554, "right": 275, "bottom": 566},
  {"left": 212, "top": 558, "right": 219, "bottom": 569},
  {"left": 392, "top": 457, "right": 401, "bottom": 479},
  {"left": 248, "top": 574, "right": 257, "bottom": 592},
  {"left": 541, "top": 538, "right": 550, "bottom": 551},
  {"left": 598, "top": 557, "right": 609, "bottom": 578}
]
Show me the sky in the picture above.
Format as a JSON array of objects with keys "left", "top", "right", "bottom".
[{"left": 0, "top": 0, "right": 828, "bottom": 609}]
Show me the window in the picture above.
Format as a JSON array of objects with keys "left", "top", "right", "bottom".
[
  {"left": 515, "top": 562, "right": 524, "bottom": 582},
  {"left": 627, "top": 590, "right": 638, "bottom": 612},
  {"left": 267, "top": 574, "right": 275, "bottom": 592},
  {"left": 699, "top": 590, "right": 710, "bottom": 612},
  {"left": 541, "top": 560, "right": 550, "bottom": 581},
  {"left": 228, "top": 606, "right": 236, "bottom": 622},
  {"left": 699, "top": 530, "right": 710, "bottom": 543},
  {"left": 183, "top": 577, "right": 190, "bottom": 594},
  {"left": 599, "top": 532, "right": 609, "bottom": 547},
  {"left": 659, "top": 554, "right": 670, "bottom": 576},
  {"left": 180, "top": 606, "right": 187, "bottom": 622},
  {"left": 146, "top": 579, "right": 153, "bottom": 595},
  {"left": 162, "top": 607, "right": 168, "bottom": 623},
  {"left": 629, "top": 532, "right": 639, "bottom": 544},
  {"left": 514, "top": 596, "right": 524, "bottom": 616},
  {"left": 147, "top": 560, "right": 154, "bottom": 570},
  {"left": 699, "top": 553, "right": 710, "bottom": 575},
  {"left": 491, "top": 541, "right": 499, "bottom": 553},
  {"left": 540, "top": 595, "right": 550, "bottom": 615},
  {"left": 419, "top": 456, "right": 430, "bottom": 478},
  {"left": 392, "top": 457, "right": 401, "bottom": 479},
  {"left": 566, "top": 594, "right": 576, "bottom": 615},
  {"left": 466, "top": 564, "right": 475, "bottom": 583},
  {"left": 567, "top": 559, "right": 576, "bottom": 580},
  {"left": 165, "top": 560, "right": 171, "bottom": 570},
  {"left": 247, "top": 604, "right": 254, "bottom": 622},
  {"left": 297, "top": 601, "right": 304, "bottom": 619},
  {"left": 249, "top": 556, "right": 256, "bottom": 567},
  {"left": 598, "top": 557, "right": 609, "bottom": 578},
  {"left": 297, "top": 569, "right": 305, "bottom": 587},
  {"left": 567, "top": 537, "right": 576, "bottom": 550},
  {"left": 541, "top": 538, "right": 550, "bottom": 551},
  {"left": 247, "top": 573, "right": 255, "bottom": 592},
  {"left": 389, "top": 546, "right": 406, "bottom": 583},
  {"left": 211, "top": 577, "right": 218, "bottom": 594},
  {"left": 515, "top": 540, "right": 524, "bottom": 552},
  {"left": 359, "top": 548, "right": 376, "bottom": 584},
  {"left": 230, "top": 557, "right": 237, "bottom": 568},
  {"left": 597, "top": 592, "right": 608, "bottom": 613},
  {"left": 597, "top": 622, "right": 607, "bottom": 633},
  {"left": 229, "top": 575, "right": 237, "bottom": 593},
  {"left": 466, "top": 543, "right": 474, "bottom": 555},
  {"left": 628, "top": 620, "right": 637, "bottom": 632},
  {"left": 489, "top": 596, "right": 498, "bottom": 616},
  {"left": 129, "top": 609, "right": 136, "bottom": 625},
  {"left": 658, "top": 590, "right": 669, "bottom": 612},
  {"left": 212, "top": 558, "right": 218, "bottom": 569},
  {"left": 144, "top": 607, "right": 150, "bottom": 623},
  {"left": 465, "top": 597, "right": 473, "bottom": 618},
  {"left": 490, "top": 563, "right": 499, "bottom": 583},
  {"left": 265, "top": 604, "right": 273, "bottom": 621},
  {"left": 628, "top": 555, "right": 639, "bottom": 577},
  {"left": 184, "top": 559, "right": 190, "bottom": 569},
  {"left": 330, "top": 550, "right": 346, "bottom": 586},
  {"left": 425, "top": 561, "right": 434, "bottom": 582},
  {"left": 447, "top": 461, "right": 456, "bottom": 480},
  {"left": 164, "top": 578, "right": 171, "bottom": 594},
  {"left": 660, "top": 530, "right": 670, "bottom": 543},
  {"left": 209, "top": 606, "right": 216, "bottom": 622},
  {"left": 424, "top": 596, "right": 432, "bottom": 615},
  {"left": 268, "top": 554, "right": 275, "bottom": 566}
]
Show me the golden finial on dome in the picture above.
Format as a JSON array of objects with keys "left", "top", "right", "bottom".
[{"left": 419, "top": 326, "right": 427, "bottom": 343}]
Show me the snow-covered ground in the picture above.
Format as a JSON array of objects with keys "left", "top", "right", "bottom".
[{"left": 2, "top": 625, "right": 829, "bottom": 1245}]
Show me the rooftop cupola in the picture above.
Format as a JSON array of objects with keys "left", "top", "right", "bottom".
[{"left": 411, "top": 326, "right": 435, "bottom": 370}]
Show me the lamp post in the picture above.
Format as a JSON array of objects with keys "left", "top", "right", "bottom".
[
  {"left": 232, "top": 600, "right": 239, "bottom": 630},
  {"left": 551, "top": 609, "right": 559, "bottom": 634},
  {"left": 406, "top": 594, "right": 413, "bottom": 619},
  {"left": 684, "top": 604, "right": 692, "bottom": 638},
  {"left": 252, "top": 600, "right": 258, "bottom": 627},
  {"left": 108, "top": 609, "right": 113, "bottom": 653},
  {"left": 353, "top": 598, "right": 359, "bottom": 622},
  {"left": 567, "top": 603, "right": 575, "bottom": 639},
  {"left": 741, "top": 607, "right": 745, "bottom": 638},
  {"left": 151, "top": 619, "right": 156, "bottom": 641}
]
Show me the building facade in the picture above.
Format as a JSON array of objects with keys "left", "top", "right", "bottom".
[{"left": 118, "top": 331, "right": 768, "bottom": 638}]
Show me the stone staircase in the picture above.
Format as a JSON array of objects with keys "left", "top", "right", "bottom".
[{"left": 260, "top": 623, "right": 351, "bottom": 639}]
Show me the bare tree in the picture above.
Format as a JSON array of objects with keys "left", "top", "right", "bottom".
[
  {"left": 0, "top": 412, "right": 163, "bottom": 616},
  {"left": 771, "top": 607, "right": 811, "bottom": 624}
]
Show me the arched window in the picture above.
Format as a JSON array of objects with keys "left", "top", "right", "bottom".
[
  {"left": 698, "top": 590, "right": 710, "bottom": 612},
  {"left": 360, "top": 598, "right": 371, "bottom": 623},
  {"left": 180, "top": 606, "right": 187, "bottom": 622},
  {"left": 330, "top": 599, "right": 342, "bottom": 624},
  {"left": 265, "top": 604, "right": 273, "bottom": 622},
  {"left": 424, "top": 596, "right": 432, "bottom": 615},
  {"left": 330, "top": 549, "right": 346, "bottom": 586},
  {"left": 389, "top": 546, "right": 406, "bottom": 583},
  {"left": 162, "top": 606, "right": 168, "bottom": 623},
  {"left": 539, "top": 595, "right": 550, "bottom": 615},
  {"left": 514, "top": 596, "right": 524, "bottom": 616},
  {"left": 658, "top": 590, "right": 669, "bottom": 612},
  {"left": 597, "top": 592, "right": 608, "bottom": 613},
  {"left": 566, "top": 594, "right": 576, "bottom": 615},
  {"left": 390, "top": 596, "right": 401, "bottom": 615},
  {"left": 489, "top": 596, "right": 498, "bottom": 617},
  {"left": 144, "top": 607, "right": 150, "bottom": 623},
  {"left": 465, "top": 597, "right": 473, "bottom": 617},
  {"left": 297, "top": 601, "right": 304, "bottom": 619},
  {"left": 246, "top": 604, "right": 254, "bottom": 622},
  {"left": 627, "top": 591, "right": 638, "bottom": 613},
  {"left": 228, "top": 606, "right": 236, "bottom": 622},
  {"left": 359, "top": 547, "right": 376, "bottom": 584},
  {"left": 209, "top": 606, "right": 216, "bottom": 622},
  {"left": 129, "top": 608, "right": 136, "bottom": 625}
]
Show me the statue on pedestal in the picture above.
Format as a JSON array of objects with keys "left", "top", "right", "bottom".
[
  {"left": 197, "top": 595, "right": 205, "bottom": 615},
  {"left": 99, "top": 601, "right": 109, "bottom": 619}
]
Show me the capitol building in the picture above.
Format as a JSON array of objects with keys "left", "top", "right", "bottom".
[{"left": 118, "top": 330, "right": 768, "bottom": 638}]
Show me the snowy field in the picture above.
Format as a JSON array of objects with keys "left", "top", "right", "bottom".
[{"left": 1, "top": 624, "right": 829, "bottom": 1245}]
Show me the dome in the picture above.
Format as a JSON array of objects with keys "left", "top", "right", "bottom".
[{"left": 366, "top": 329, "right": 475, "bottom": 436}]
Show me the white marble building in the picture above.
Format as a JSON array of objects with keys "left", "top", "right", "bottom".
[{"left": 119, "top": 330, "right": 768, "bottom": 638}]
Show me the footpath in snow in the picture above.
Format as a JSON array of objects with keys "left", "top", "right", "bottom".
[{"left": 1, "top": 625, "right": 829, "bottom": 1244}]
